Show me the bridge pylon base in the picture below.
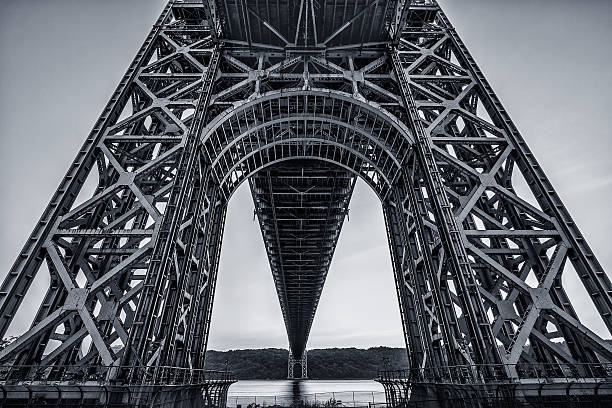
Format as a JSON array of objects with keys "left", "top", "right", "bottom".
[
  {"left": 0, "top": 381, "right": 235, "bottom": 408},
  {"left": 378, "top": 379, "right": 612, "bottom": 407},
  {"left": 288, "top": 350, "right": 308, "bottom": 379}
]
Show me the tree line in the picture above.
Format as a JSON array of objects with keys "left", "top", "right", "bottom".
[{"left": 204, "top": 347, "right": 409, "bottom": 379}]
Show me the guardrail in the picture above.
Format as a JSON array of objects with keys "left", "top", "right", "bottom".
[
  {"left": 227, "top": 391, "right": 387, "bottom": 408},
  {"left": 409, "top": 0, "right": 435, "bottom": 6},
  {"left": 379, "top": 363, "right": 612, "bottom": 384},
  {"left": 0, "top": 365, "right": 234, "bottom": 386}
]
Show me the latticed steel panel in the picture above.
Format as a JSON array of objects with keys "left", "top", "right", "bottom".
[
  {"left": 251, "top": 161, "right": 354, "bottom": 358},
  {"left": 0, "top": 1, "right": 224, "bottom": 378},
  {"left": 390, "top": 4, "right": 612, "bottom": 371}
]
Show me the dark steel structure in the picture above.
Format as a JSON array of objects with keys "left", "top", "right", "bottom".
[
  {"left": 252, "top": 161, "right": 354, "bottom": 377},
  {"left": 1, "top": 0, "right": 611, "bottom": 405}
]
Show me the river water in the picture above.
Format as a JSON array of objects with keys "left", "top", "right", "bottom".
[{"left": 227, "top": 380, "right": 386, "bottom": 407}]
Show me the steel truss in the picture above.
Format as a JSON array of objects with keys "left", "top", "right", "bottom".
[
  {"left": 288, "top": 350, "right": 308, "bottom": 379},
  {"left": 251, "top": 162, "right": 355, "bottom": 362},
  {"left": 0, "top": 0, "right": 610, "bottom": 397}
]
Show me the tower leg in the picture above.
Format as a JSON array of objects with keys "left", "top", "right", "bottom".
[{"left": 288, "top": 350, "right": 307, "bottom": 379}]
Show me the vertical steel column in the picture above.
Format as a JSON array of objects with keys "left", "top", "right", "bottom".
[
  {"left": 383, "top": 191, "right": 430, "bottom": 370},
  {"left": 122, "top": 46, "right": 222, "bottom": 375},
  {"left": 385, "top": 166, "right": 469, "bottom": 370},
  {"left": 190, "top": 188, "right": 227, "bottom": 369},
  {"left": 391, "top": 48, "right": 502, "bottom": 366},
  {"left": 0, "top": 1, "right": 221, "bottom": 377}
]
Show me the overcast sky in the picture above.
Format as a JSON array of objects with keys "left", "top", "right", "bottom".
[{"left": 0, "top": 0, "right": 611, "bottom": 351}]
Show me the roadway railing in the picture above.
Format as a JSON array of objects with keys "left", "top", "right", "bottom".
[
  {"left": 409, "top": 0, "right": 435, "bottom": 6},
  {"left": 228, "top": 391, "right": 387, "bottom": 408},
  {"left": 379, "top": 363, "right": 612, "bottom": 384},
  {"left": 0, "top": 365, "right": 234, "bottom": 386}
]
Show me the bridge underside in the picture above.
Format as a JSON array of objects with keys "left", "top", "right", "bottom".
[
  {"left": 218, "top": 0, "right": 396, "bottom": 47},
  {"left": 250, "top": 160, "right": 355, "bottom": 359}
]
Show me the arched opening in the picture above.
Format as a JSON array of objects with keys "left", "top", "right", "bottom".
[
  {"left": 206, "top": 176, "right": 406, "bottom": 374},
  {"left": 201, "top": 89, "right": 416, "bottom": 384}
]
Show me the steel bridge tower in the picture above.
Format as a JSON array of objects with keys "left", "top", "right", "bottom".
[{"left": 0, "top": 0, "right": 611, "bottom": 406}]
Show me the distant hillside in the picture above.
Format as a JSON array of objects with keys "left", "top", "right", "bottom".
[{"left": 204, "top": 347, "right": 408, "bottom": 379}]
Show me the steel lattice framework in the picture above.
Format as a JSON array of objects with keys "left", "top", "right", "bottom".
[
  {"left": 0, "top": 0, "right": 611, "bottom": 405},
  {"left": 251, "top": 161, "right": 354, "bottom": 362}
]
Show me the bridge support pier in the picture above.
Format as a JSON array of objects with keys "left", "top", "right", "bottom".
[
  {"left": 288, "top": 350, "right": 307, "bottom": 379},
  {"left": 377, "top": 372, "right": 612, "bottom": 407}
]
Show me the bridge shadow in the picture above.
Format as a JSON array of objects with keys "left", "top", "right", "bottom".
[{"left": 291, "top": 380, "right": 303, "bottom": 407}]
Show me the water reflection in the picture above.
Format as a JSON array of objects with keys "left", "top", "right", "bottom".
[
  {"left": 291, "top": 380, "right": 302, "bottom": 406},
  {"left": 227, "top": 379, "right": 386, "bottom": 407}
]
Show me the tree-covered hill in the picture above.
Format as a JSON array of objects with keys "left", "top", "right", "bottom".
[{"left": 204, "top": 347, "right": 408, "bottom": 380}]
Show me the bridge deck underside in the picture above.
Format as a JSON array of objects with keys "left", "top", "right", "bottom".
[
  {"left": 216, "top": 0, "right": 399, "bottom": 47},
  {"left": 250, "top": 160, "right": 355, "bottom": 357}
]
